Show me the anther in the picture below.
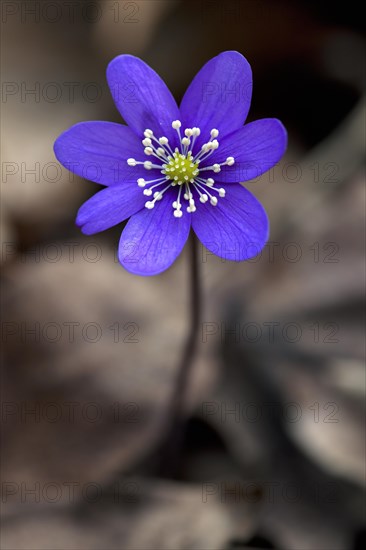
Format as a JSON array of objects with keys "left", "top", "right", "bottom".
[{"left": 134, "top": 126, "right": 231, "bottom": 218}]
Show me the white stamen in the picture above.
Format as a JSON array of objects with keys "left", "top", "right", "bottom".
[
  {"left": 133, "top": 126, "right": 233, "bottom": 218},
  {"left": 142, "top": 176, "right": 171, "bottom": 196}
]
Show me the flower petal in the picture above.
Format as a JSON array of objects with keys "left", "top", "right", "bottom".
[
  {"left": 54, "top": 121, "right": 157, "bottom": 185},
  {"left": 192, "top": 184, "right": 269, "bottom": 261},
  {"left": 179, "top": 51, "right": 252, "bottom": 148},
  {"left": 107, "top": 55, "right": 180, "bottom": 142},
  {"left": 76, "top": 183, "right": 145, "bottom": 235},
  {"left": 118, "top": 189, "right": 191, "bottom": 276},
  {"left": 207, "top": 118, "right": 287, "bottom": 183}
]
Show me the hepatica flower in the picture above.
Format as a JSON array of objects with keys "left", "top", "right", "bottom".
[{"left": 54, "top": 51, "right": 287, "bottom": 275}]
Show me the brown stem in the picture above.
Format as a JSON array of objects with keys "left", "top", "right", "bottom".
[{"left": 157, "top": 232, "right": 201, "bottom": 476}]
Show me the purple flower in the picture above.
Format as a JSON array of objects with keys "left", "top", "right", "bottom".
[{"left": 54, "top": 51, "right": 287, "bottom": 276}]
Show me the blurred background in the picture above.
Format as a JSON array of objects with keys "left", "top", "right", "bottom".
[{"left": 1, "top": 1, "right": 365, "bottom": 548}]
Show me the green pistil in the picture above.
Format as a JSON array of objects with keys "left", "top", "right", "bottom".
[{"left": 163, "top": 151, "right": 199, "bottom": 184}]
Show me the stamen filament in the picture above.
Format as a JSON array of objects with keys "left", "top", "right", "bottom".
[{"left": 131, "top": 126, "right": 233, "bottom": 216}]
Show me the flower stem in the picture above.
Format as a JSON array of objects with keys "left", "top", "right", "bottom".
[{"left": 157, "top": 231, "right": 201, "bottom": 476}]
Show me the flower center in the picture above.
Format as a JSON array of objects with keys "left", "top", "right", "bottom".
[
  {"left": 127, "top": 120, "right": 235, "bottom": 218},
  {"left": 163, "top": 151, "right": 199, "bottom": 184}
]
